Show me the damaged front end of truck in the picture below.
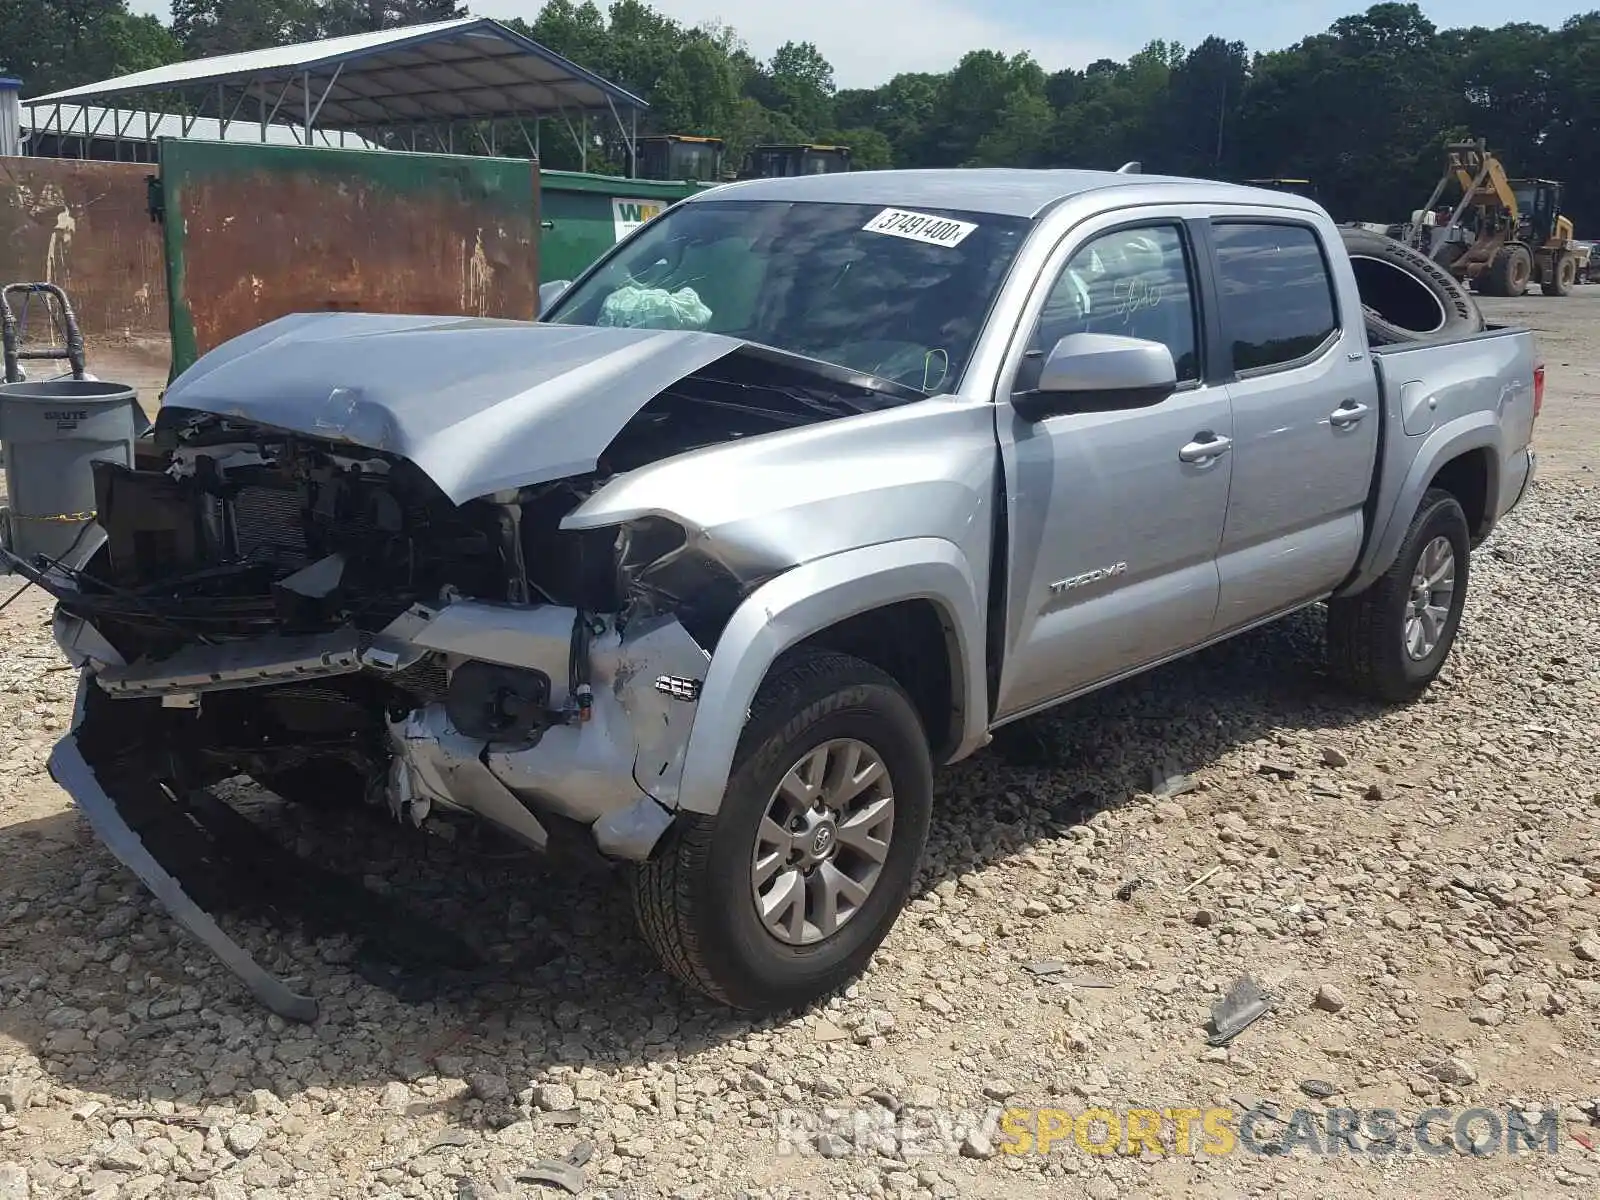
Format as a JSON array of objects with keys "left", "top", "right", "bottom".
[{"left": 28, "top": 311, "right": 920, "bottom": 1019}]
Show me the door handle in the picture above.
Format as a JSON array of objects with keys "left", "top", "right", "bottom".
[
  {"left": 1179, "top": 434, "right": 1232, "bottom": 464},
  {"left": 1330, "top": 401, "right": 1370, "bottom": 428}
]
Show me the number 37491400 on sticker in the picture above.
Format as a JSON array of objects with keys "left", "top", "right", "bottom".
[{"left": 862, "top": 207, "right": 978, "bottom": 248}]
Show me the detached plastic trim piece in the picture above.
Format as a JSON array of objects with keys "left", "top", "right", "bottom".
[
  {"left": 47, "top": 733, "right": 319, "bottom": 1023},
  {"left": 95, "top": 627, "right": 362, "bottom": 697}
]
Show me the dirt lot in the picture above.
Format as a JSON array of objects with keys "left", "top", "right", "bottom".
[
  {"left": 1477, "top": 290, "right": 1600, "bottom": 477},
  {"left": 0, "top": 297, "right": 1597, "bottom": 1200}
]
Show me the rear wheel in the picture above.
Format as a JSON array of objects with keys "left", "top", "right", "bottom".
[
  {"left": 1541, "top": 250, "right": 1576, "bottom": 297},
  {"left": 1326, "top": 488, "right": 1471, "bottom": 704},
  {"left": 1483, "top": 243, "right": 1532, "bottom": 297},
  {"left": 632, "top": 649, "right": 932, "bottom": 1011}
]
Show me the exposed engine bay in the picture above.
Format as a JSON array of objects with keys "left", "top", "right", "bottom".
[{"left": 26, "top": 329, "right": 920, "bottom": 1020}]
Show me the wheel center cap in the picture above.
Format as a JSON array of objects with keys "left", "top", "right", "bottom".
[{"left": 810, "top": 822, "right": 836, "bottom": 858}]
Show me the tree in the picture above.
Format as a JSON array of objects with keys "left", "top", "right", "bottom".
[
  {"left": 831, "top": 125, "right": 891, "bottom": 169},
  {"left": 317, "top": 0, "right": 465, "bottom": 38},
  {"left": 1047, "top": 42, "right": 1174, "bottom": 170},
  {"left": 834, "top": 73, "right": 941, "bottom": 166},
  {"left": 2, "top": 0, "right": 1595, "bottom": 234},
  {"left": 1445, "top": 22, "right": 1555, "bottom": 158},
  {"left": 170, "top": 0, "right": 321, "bottom": 56},
  {"left": 652, "top": 33, "right": 742, "bottom": 134},
  {"left": 1542, "top": 12, "right": 1600, "bottom": 230},
  {"left": 1231, "top": 4, "right": 1459, "bottom": 218},
  {"left": 719, "top": 95, "right": 805, "bottom": 167},
  {"left": 511, "top": 1, "right": 606, "bottom": 68},
  {"left": 2, "top": 0, "right": 182, "bottom": 94},
  {"left": 971, "top": 88, "right": 1054, "bottom": 167},
  {"left": 921, "top": 50, "right": 1045, "bottom": 165},
  {"left": 1162, "top": 37, "right": 1248, "bottom": 176},
  {"left": 764, "top": 40, "right": 835, "bottom": 132}
]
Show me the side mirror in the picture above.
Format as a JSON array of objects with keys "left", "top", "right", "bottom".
[
  {"left": 1013, "top": 333, "right": 1178, "bottom": 422},
  {"left": 538, "top": 280, "right": 572, "bottom": 318}
]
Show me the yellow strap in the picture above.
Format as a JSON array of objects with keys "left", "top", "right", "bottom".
[{"left": 12, "top": 509, "right": 96, "bottom": 523}]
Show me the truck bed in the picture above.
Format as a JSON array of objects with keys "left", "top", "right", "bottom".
[{"left": 1348, "top": 323, "right": 1539, "bottom": 595}]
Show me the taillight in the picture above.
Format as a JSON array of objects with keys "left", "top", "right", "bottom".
[{"left": 1533, "top": 363, "right": 1545, "bottom": 419}]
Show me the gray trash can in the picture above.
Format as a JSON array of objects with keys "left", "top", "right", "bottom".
[{"left": 0, "top": 379, "right": 142, "bottom": 567}]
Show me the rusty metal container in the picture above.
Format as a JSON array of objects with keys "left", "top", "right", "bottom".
[{"left": 155, "top": 139, "right": 541, "bottom": 376}]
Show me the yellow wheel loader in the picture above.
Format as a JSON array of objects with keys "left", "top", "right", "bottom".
[{"left": 1401, "top": 139, "right": 1582, "bottom": 297}]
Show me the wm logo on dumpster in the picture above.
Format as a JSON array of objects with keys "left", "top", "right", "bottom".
[{"left": 612, "top": 198, "right": 665, "bottom": 241}]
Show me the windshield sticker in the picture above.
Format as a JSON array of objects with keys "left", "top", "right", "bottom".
[{"left": 862, "top": 208, "right": 978, "bottom": 248}]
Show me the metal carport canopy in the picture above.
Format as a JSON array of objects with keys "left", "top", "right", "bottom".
[{"left": 26, "top": 18, "right": 648, "bottom": 132}]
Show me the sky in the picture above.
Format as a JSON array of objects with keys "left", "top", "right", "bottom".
[{"left": 124, "top": 0, "right": 1590, "bottom": 88}]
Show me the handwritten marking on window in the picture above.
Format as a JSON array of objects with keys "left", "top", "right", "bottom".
[{"left": 1112, "top": 276, "right": 1167, "bottom": 322}]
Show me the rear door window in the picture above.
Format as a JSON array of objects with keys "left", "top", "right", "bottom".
[{"left": 1211, "top": 222, "right": 1339, "bottom": 374}]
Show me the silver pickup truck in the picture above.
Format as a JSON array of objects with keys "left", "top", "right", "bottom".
[{"left": 29, "top": 169, "right": 1539, "bottom": 1019}]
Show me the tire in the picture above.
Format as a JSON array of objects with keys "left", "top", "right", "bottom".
[
  {"left": 1326, "top": 488, "right": 1471, "bottom": 704},
  {"left": 1541, "top": 250, "right": 1576, "bottom": 297},
  {"left": 1483, "top": 243, "right": 1532, "bottom": 297},
  {"left": 1338, "top": 227, "right": 1483, "bottom": 344},
  {"left": 631, "top": 649, "right": 933, "bottom": 1011}
]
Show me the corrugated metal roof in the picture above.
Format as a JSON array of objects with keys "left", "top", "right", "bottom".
[
  {"left": 20, "top": 102, "right": 378, "bottom": 148},
  {"left": 27, "top": 18, "right": 646, "bottom": 127}
]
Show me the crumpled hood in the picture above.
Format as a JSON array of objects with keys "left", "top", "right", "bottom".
[{"left": 157, "top": 312, "right": 744, "bottom": 504}]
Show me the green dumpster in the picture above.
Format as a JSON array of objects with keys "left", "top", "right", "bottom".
[{"left": 539, "top": 170, "right": 709, "bottom": 284}]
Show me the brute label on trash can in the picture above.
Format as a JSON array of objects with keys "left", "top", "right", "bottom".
[{"left": 0, "top": 379, "right": 142, "bottom": 565}]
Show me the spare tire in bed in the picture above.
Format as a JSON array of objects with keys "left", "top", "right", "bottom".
[{"left": 1338, "top": 226, "right": 1484, "bottom": 345}]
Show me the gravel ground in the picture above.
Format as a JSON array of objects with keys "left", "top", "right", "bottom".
[{"left": 1, "top": 304, "right": 1598, "bottom": 1199}]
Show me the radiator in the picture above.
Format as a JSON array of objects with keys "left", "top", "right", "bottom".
[{"left": 232, "top": 486, "right": 307, "bottom": 558}]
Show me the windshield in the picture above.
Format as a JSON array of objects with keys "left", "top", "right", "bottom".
[{"left": 543, "top": 199, "right": 1032, "bottom": 394}]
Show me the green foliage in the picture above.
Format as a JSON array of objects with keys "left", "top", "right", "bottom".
[
  {"left": 169, "top": 0, "right": 321, "bottom": 58},
  {"left": 764, "top": 41, "right": 834, "bottom": 133},
  {"left": 3, "top": 0, "right": 183, "bottom": 95},
  {"left": 3, "top": 0, "right": 1598, "bottom": 229},
  {"left": 317, "top": 0, "right": 467, "bottom": 39}
]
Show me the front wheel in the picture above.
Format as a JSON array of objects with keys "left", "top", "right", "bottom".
[
  {"left": 1542, "top": 251, "right": 1577, "bottom": 297},
  {"left": 631, "top": 649, "right": 932, "bottom": 1011},
  {"left": 1326, "top": 488, "right": 1471, "bottom": 703},
  {"left": 1483, "top": 243, "right": 1533, "bottom": 297}
]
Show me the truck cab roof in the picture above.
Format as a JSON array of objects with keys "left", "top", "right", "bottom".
[{"left": 690, "top": 167, "right": 1326, "bottom": 219}]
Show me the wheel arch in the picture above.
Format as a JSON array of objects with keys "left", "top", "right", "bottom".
[
  {"left": 1340, "top": 417, "right": 1502, "bottom": 598},
  {"left": 672, "top": 539, "right": 988, "bottom": 815},
  {"left": 789, "top": 600, "right": 963, "bottom": 763},
  {"left": 1427, "top": 447, "right": 1496, "bottom": 545}
]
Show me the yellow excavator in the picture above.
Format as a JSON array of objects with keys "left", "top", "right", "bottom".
[{"left": 1400, "top": 138, "right": 1583, "bottom": 296}]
